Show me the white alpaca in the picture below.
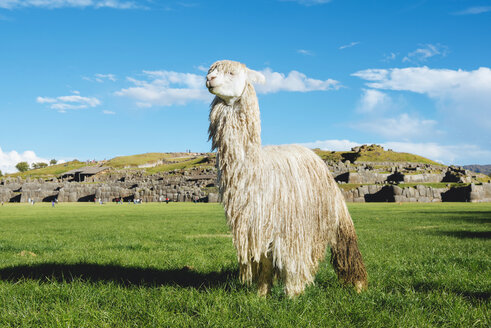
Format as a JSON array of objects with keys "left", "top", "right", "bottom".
[{"left": 207, "top": 60, "right": 367, "bottom": 297}]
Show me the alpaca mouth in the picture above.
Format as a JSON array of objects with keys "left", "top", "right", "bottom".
[
  {"left": 207, "top": 82, "right": 218, "bottom": 89},
  {"left": 207, "top": 83, "right": 218, "bottom": 93}
]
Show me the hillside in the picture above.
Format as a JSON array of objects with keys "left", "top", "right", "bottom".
[
  {"left": 5, "top": 153, "right": 216, "bottom": 179},
  {"left": 6, "top": 160, "right": 93, "bottom": 179},
  {"left": 313, "top": 144, "right": 443, "bottom": 166},
  {"left": 1, "top": 145, "right": 464, "bottom": 179},
  {"left": 463, "top": 164, "right": 491, "bottom": 176}
]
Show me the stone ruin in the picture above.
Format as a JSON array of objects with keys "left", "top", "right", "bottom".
[
  {"left": 1, "top": 147, "right": 490, "bottom": 203},
  {"left": 326, "top": 145, "right": 491, "bottom": 203},
  {"left": 0, "top": 167, "right": 219, "bottom": 204}
]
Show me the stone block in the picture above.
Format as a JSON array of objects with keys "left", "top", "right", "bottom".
[
  {"left": 393, "top": 186, "right": 403, "bottom": 195},
  {"left": 394, "top": 195, "right": 406, "bottom": 202}
]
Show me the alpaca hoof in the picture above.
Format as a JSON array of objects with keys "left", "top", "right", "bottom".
[
  {"left": 257, "top": 284, "right": 271, "bottom": 297},
  {"left": 354, "top": 281, "right": 367, "bottom": 293}
]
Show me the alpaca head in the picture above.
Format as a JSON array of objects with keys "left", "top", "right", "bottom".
[{"left": 206, "top": 60, "right": 265, "bottom": 105}]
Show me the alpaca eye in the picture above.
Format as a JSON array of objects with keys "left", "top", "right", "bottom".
[{"left": 228, "top": 72, "right": 234, "bottom": 76}]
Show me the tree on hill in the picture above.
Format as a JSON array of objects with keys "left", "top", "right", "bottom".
[
  {"left": 16, "top": 162, "right": 29, "bottom": 172},
  {"left": 0, "top": 170, "right": 3, "bottom": 177},
  {"left": 50, "top": 159, "right": 57, "bottom": 165},
  {"left": 32, "top": 162, "right": 48, "bottom": 170}
]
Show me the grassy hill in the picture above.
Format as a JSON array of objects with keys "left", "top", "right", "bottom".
[
  {"left": 313, "top": 147, "right": 443, "bottom": 166},
  {"left": 105, "top": 153, "right": 172, "bottom": 168},
  {"left": 3, "top": 145, "right": 445, "bottom": 179},
  {"left": 6, "top": 160, "right": 92, "bottom": 179},
  {"left": 4, "top": 153, "right": 216, "bottom": 179}
]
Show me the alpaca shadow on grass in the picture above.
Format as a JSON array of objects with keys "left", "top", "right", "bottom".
[
  {"left": 0, "top": 263, "right": 239, "bottom": 290},
  {"left": 413, "top": 281, "right": 490, "bottom": 303},
  {"left": 431, "top": 230, "right": 491, "bottom": 240},
  {"left": 409, "top": 211, "right": 491, "bottom": 225}
]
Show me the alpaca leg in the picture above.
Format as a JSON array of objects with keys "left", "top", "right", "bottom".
[
  {"left": 257, "top": 254, "right": 273, "bottom": 297},
  {"left": 283, "top": 272, "right": 307, "bottom": 298},
  {"left": 281, "top": 263, "right": 310, "bottom": 298},
  {"left": 239, "top": 263, "right": 249, "bottom": 284},
  {"left": 330, "top": 219, "right": 368, "bottom": 292}
]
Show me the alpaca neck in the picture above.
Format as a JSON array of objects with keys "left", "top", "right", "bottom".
[{"left": 209, "top": 83, "right": 262, "bottom": 181}]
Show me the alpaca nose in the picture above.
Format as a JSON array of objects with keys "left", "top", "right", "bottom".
[{"left": 207, "top": 75, "right": 216, "bottom": 81}]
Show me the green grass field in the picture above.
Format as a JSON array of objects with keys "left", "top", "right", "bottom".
[{"left": 0, "top": 203, "right": 489, "bottom": 327}]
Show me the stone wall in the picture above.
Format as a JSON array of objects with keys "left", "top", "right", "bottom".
[
  {"left": 0, "top": 168, "right": 217, "bottom": 203},
  {"left": 1, "top": 161, "right": 490, "bottom": 203},
  {"left": 340, "top": 183, "right": 491, "bottom": 203}
]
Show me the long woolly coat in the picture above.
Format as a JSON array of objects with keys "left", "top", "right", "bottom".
[{"left": 209, "top": 82, "right": 356, "bottom": 289}]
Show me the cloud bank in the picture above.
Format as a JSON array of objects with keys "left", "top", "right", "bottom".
[
  {"left": 115, "top": 70, "right": 211, "bottom": 108},
  {"left": 0, "top": 146, "right": 49, "bottom": 174},
  {"left": 352, "top": 66, "right": 491, "bottom": 131},
  {"left": 116, "top": 68, "right": 341, "bottom": 108}
]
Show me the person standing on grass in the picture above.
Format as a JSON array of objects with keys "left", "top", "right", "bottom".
[{"left": 51, "top": 200, "right": 55, "bottom": 207}]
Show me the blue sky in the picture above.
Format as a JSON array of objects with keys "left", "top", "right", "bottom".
[{"left": 1, "top": 0, "right": 490, "bottom": 173}]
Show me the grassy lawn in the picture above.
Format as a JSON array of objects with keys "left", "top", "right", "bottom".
[{"left": 0, "top": 202, "right": 489, "bottom": 327}]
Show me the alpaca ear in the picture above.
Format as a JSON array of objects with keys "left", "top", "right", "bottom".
[{"left": 247, "top": 69, "right": 266, "bottom": 85}]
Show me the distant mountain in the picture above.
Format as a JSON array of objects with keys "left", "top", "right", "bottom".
[{"left": 463, "top": 164, "right": 491, "bottom": 175}]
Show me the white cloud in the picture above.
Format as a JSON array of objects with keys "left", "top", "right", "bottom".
[
  {"left": 353, "top": 68, "right": 388, "bottom": 81},
  {"left": 115, "top": 70, "right": 211, "bottom": 108},
  {"left": 256, "top": 68, "right": 341, "bottom": 94},
  {"left": 357, "top": 89, "right": 391, "bottom": 113},
  {"left": 339, "top": 41, "right": 360, "bottom": 50},
  {"left": 296, "top": 139, "right": 361, "bottom": 151},
  {"left": 355, "top": 113, "right": 438, "bottom": 139},
  {"left": 454, "top": 6, "right": 491, "bottom": 15},
  {"left": 0, "top": 0, "right": 138, "bottom": 9},
  {"left": 116, "top": 68, "right": 341, "bottom": 108},
  {"left": 352, "top": 66, "right": 491, "bottom": 131},
  {"left": 402, "top": 44, "right": 447, "bottom": 63},
  {"left": 0, "top": 146, "right": 49, "bottom": 174},
  {"left": 84, "top": 73, "right": 116, "bottom": 83},
  {"left": 102, "top": 110, "right": 115, "bottom": 114},
  {"left": 37, "top": 92, "right": 101, "bottom": 113},
  {"left": 297, "top": 49, "right": 314, "bottom": 56},
  {"left": 197, "top": 65, "right": 209, "bottom": 73},
  {"left": 383, "top": 52, "right": 397, "bottom": 62}
]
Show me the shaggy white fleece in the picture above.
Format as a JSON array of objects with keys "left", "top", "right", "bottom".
[{"left": 207, "top": 60, "right": 367, "bottom": 297}]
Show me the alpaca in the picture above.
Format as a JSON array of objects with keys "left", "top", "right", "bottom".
[{"left": 206, "top": 60, "right": 367, "bottom": 297}]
